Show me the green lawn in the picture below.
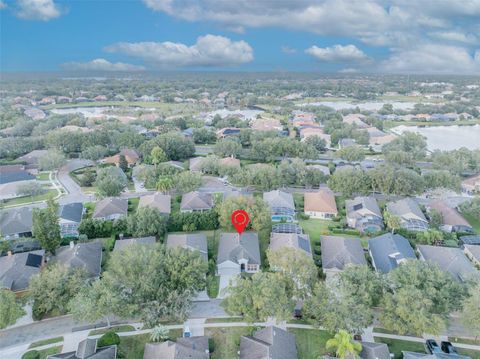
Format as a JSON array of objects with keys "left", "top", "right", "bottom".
[
  {"left": 206, "top": 275, "right": 220, "bottom": 298},
  {"left": 290, "top": 328, "right": 334, "bottom": 359},
  {"left": 89, "top": 325, "right": 136, "bottom": 336},
  {"left": 205, "top": 317, "right": 244, "bottom": 324},
  {"left": 128, "top": 197, "right": 140, "bottom": 213},
  {"left": 117, "top": 330, "right": 182, "bottom": 359},
  {"left": 29, "top": 336, "right": 63, "bottom": 349},
  {"left": 374, "top": 337, "right": 425, "bottom": 359},
  {"left": 464, "top": 212, "right": 480, "bottom": 234},
  {"left": 206, "top": 326, "right": 255, "bottom": 359},
  {"left": 3, "top": 189, "right": 57, "bottom": 206},
  {"left": 36, "top": 172, "right": 51, "bottom": 181},
  {"left": 449, "top": 337, "right": 480, "bottom": 345},
  {"left": 458, "top": 348, "right": 480, "bottom": 359},
  {"left": 23, "top": 346, "right": 63, "bottom": 359},
  {"left": 299, "top": 218, "right": 333, "bottom": 242}
]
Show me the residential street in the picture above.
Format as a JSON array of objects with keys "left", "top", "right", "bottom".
[{"left": 57, "top": 159, "right": 95, "bottom": 205}]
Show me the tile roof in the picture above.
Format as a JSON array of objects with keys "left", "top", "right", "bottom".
[{"left": 304, "top": 188, "right": 338, "bottom": 213}]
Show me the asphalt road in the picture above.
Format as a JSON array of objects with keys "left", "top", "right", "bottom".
[{"left": 57, "top": 159, "right": 95, "bottom": 205}]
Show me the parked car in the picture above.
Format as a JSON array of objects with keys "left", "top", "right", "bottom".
[
  {"left": 426, "top": 339, "right": 442, "bottom": 354},
  {"left": 441, "top": 341, "right": 458, "bottom": 355}
]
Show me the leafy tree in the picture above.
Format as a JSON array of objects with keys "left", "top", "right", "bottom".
[
  {"left": 193, "top": 128, "right": 216, "bottom": 144},
  {"left": 304, "top": 136, "right": 326, "bottom": 152},
  {"left": 81, "top": 145, "right": 109, "bottom": 161},
  {"left": 149, "top": 131, "right": 195, "bottom": 160},
  {"left": 338, "top": 265, "right": 385, "bottom": 307},
  {"left": 383, "top": 132, "right": 427, "bottom": 160},
  {"left": 415, "top": 230, "right": 444, "bottom": 245},
  {"left": 222, "top": 272, "right": 294, "bottom": 323},
  {"left": 95, "top": 167, "right": 127, "bottom": 197},
  {"left": 328, "top": 168, "right": 371, "bottom": 197},
  {"left": 428, "top": 209, "right": 443, "bottom": 229},
  {"left": 384, "top": 210, "right": 401, "bottom": 234},
  {"left": 118, "top": 154, "right": 128, "bottom": 172},
  {"left": 126, "top": 207, "right": 167, "bottom": 237},
  {"left": 422, "top": 170, "right": 460, "bottom": 191},
  {"left": 218, "top": 195, "right": 271, "bottom": 232},
  {"left": 32, "top": 198, "right": 61, "bottom": 254},
  {"left": 151, "top": 146, "right": 168, "bottom": 168},
  {"left": 267, "top": 247, "right": 318, "bottom": 300},
  {"left": 214, "top": 138, "right": 242, "bottom": 158},
  {"left": 370, "top": 165, "right": 424, "bottom": 195},
  {"left": 0, "top": 290, "right": 25, "bottom": 329},
  {"left": 78, "top": 218, "right": 113, "bottom": 239},
  {"left": 459, "top": 198, "right": 480, "bottom": 218},
  {"left": 72, "top": 245, "right": 207, "bottom": 327},
  {"left": 167, "top": 210, "right": 219, "bottom": 232},
  {"left": 461, "top": 283, "right": 480, "bottom": 340},
  {"left": 156, "top": 176, "right": 175, "bottom": 193},
  {"left": 38, "top": 150, "right": 66, "bottom": 171},
  {"left": 176, "top": 171, "right": 203, "bottom": 193},
  {"left": 150, "top": 325, "right": 170, "bottom": 342},
  {"left": 97, "top": 331, "right": 120, "bottom": 347},
  {"left": 17, "top": 181, "right": 46, "bottom": 200},
  {"left": 30, "top": 265, "right": 87, "bottom": 320},
  {"left": 336, "top": 145, "right": 365, "bottom": 162},
  {"left": 380, "top": 261, "right": 465, "bottom": 336},
  {"left": 326, "top": 330, "right": 363, "bottom": 359}
]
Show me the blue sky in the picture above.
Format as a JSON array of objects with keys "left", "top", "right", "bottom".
[{"left": 1, "top": 0, "right": 479, "bottom": 74}]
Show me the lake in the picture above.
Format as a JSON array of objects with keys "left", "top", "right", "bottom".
[
  {"left": 391, "top": 124, "right": 480, "bottom": 151},
  {"left": 297, "top": 101, "right": 421, "bottom": 111}
]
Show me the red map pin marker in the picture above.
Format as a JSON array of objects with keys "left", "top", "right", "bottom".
[{"left": 231, "top": 210, "right": 249, "bottom": 235}]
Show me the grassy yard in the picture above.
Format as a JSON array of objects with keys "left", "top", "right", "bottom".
[
  {"left": 374, "top": 337, "right": 425, "bottom": 359},
  {"left": 464, "top": 212, "right": 480, "bottom": 234},
  {"left": 23, "top": 346, "right": 63, "bottom": 359},
  {"left": 458, "top": 348, "right": 480, "bottom": 359},
  {"left": 117, "top": 330, "right": 182, "bottom": 359},
  {"left": 89, "top": 325, "right": 136, "bottom": 336},
  {"left": 128, "top": 197, "right": 140, "bottom": 213},
  {"left": 36, "top": 172, "right": 51, "bottom": 181},
  {"left": 206, "top": 326, "right": 256, "bottom": 359},
  {"left": 299, "top": 218, "right": 333, "bottom": 241},
  {"left": 290, "top": 328, "right": 334, "bottom": 359},
  {"left": 28, "top": 336, "right": 63, "bottom": 349},
  {"left": 205, "top": 317, "right": 244, "bottom": 324},
  {"left": 3, "top": 189, "right": 57, "bottom": 206}
]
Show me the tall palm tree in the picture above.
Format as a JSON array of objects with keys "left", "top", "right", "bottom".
[{"left": 326, "top": 330, "right": 362, "bottom": 359}]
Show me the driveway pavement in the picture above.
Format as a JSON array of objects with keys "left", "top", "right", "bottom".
[{"left": 57, "top": 159, "right": 95, "bottom": 204}]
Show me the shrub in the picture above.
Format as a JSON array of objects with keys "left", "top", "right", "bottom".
[
  {"left": 97, "top": 331, "right": 121, "bottom": 347},
  {"left": 22, "top": 350, "right": 40, "bottom": 359}
]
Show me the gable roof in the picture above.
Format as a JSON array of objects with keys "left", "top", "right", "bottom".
[
  {"left": 143, "top": 336, "right": 209, "bottom": 359},
  {"left": 368, "top": 233, "right": 416, "bottom": 273},
  {"left": 53, "top": 242, "right": 102, "bottom": 278},
  {"left": 428, "top": 200, "right": 472, "bottom": 228},
  {"left": 263, "top": 190, "right": 295, "bottom": 211},
  {"left": 218, "top": 232, "right": 261, "bottom": 265},
  {"left": 0, "top": 170, "right": 35, "bottom": 184},
  {"left": 48, "top": 338, "right": 117, "bottom": 359},
  {"left": 239, "top": 326, "right": 298, "bottom": 359},
  {"left": 114, "top": 236, "right": 156, "bottom": 252},
  {"left": 139, "top": 193, "right": 171, "bottom": 214},
  {"left": 17, "top": 150, "right": 49, "bottom": 165},
  {"left": 92, "top": 197, "right": 128, "bottom": 219},
  {"left": 0, "top": 250, "right": 45, "bottom": 291},
  {"left": 346, "top": 196, "right": 382, "bottom": 219},
  {"left": 269, "top": 232, "right": 312, "bottom": 257},
  {"left": 304, "top": 188, "right": 338, "bottom": 214},
  {"left": 219, "top": 156, "right": 241, "bottom": 168},
  {"left": 417, "top": 245, "right": 477, "bottom": 282},
  {"left": 321, "top": 236, "right": 367, "bottom": 270},
  {"left": 360, "top": 342, "right": 391, "bottom": 359},
  {"left": 180, "top": 191, "right": 213, "bottom": 211},
  {"left": 387, "top": 198, "right": 427, "bottom": 223},
  {"left": 59, "top": 202, "right": 84, "bottom": 223},
  {"left": 0, "top": 206, "right": 33, "bottom": 237},
  {"left": 166, "top": 233, "right": 208, "bottom": 261},
  {"left": 189, "top": 157, "right": 206, "bottom": 172}
]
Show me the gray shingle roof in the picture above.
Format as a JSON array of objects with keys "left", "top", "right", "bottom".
[
  {"left": 321, "top": 236, "right": 367, "bottom": 270},
  {"left": 138, "top": 193, "right": 171, "bottom": 214},
  {"left": 387, "top": 198, "right": 428, "bottom": 230},
  {"left": 166, "top": 233, "right": 208, "bottom": 261},
  {"left": 417, "top": 245, "right": 478, "bottom": 282},
  {"left": 360, "top": 342, "right": 391, "bottom": 359},
  {"left": 92, "top": 197, "right": 128, "bottom": 219},
  {"left": 59, "top": 203, "right": 84, "bottom": 223},
  {"left": 0, "top": 206, "right": 33, "bottom": 237},
  {"left": 368, "top": 233, "right": 416, "bottom": 273},
  {"left": 269, "top": 232, "right": 312, "bottom": 256},
  {"left": 0, "top": 249, "right": 45, "bottom": 291},
  {"left": 263, "top": 190, "right": 295, "bottom": 211},
  {"left": 48, "top": 338, "right": 117, "bottom": 359},
  {"left": 239, "top": 326, "right": 298, "bottom": 359},
  {"left": 113, "top": 236, "right": 156, "bottom": 252},
  {"left": 180, "top": 191, "right": 213, "bottom": 211},
  {"left": 143, "top": 336, "right": 209, "bottom": 359},
  {"left": 218, "top": 232, "right": 261, "bottom": 265},
  {"left": 346, "top": 196, "right": 382, "bottom": 220},
  {"left": 53, "top": 242, "right": 102, "bottom": 278}
]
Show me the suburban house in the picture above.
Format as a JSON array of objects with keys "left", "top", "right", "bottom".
[
  {"left": 0, "top": 249, "right": 45, "bottom": 293},
  {"left": 263, "top": 190, "right": 296, "bottom": 222},
  {"left": 250, "top": 117, "right": 283, "bottom": 132},
  {"left": 219, "top": 156, "right": 241, "bottom": 169},
  {"left": 386, "top": 198, "right": 429, "bottom": 231},
  {"left": 427, "top": 199, "right": 473, "bottom": 233},
  {"left": 339, "top": 138, "right": 357, "bottom": 148},
  {"left": 321, "top": 236, "right": 367, "bottom": 279},
  {"left": 17, "top": 150, "right": 49, "bottom": 167},
  {"left": 461, "top": 173, "right": 480, "bottom": 195},
  {"left": 304, "top": 188, "right": 338, "bottom": 220},
  {"left": 52, "top": 241, "right": 103, "bottom": 279},
  {"left": 143, "top": 336, "right": 209, "bottom": 359},
  {"left": 299, "top": 127, "right": 332, "bottom": 147},
  {"left": 216, "top": 127, "right": 241, "bottom": 138},
  {"left": 58, "top": 202, "right": 84, "bottom": 238},
  {"left": 189, "top": 157, "right": 206, "bottom": 172},
  {"left": 306, "top": 164, "right": 331, "bottom": 176},
  {"left": 368, "top": 233, "right": 416, "bottom": 273},
  {"left": 360, "top": 342, "right": 391, "bottom": 359},
  {"left": 138, "top": 192, "right": 171, "bottom": 215},
  {"left": 417, "top": 245, "right": 477, "bottom": 282},
  {"left": 166, "top": 233, "right": 208, "bottom": 261},
  {"left": 114, "top": 236, "right": 156, "bottom": 252},
  {"left": 92, "top": 197, "right": 128, "bottom": 220},
  {"left": 0, "top": 169, "right": 37, "bottom": 200},
  {"left": 48, "top": 338, "right": 117, "bottom": 359},
  {"left": 342, "top": 114, "right": 369, "bottom": 128},
  {"left": 217, "top": 232, "right": 260, "bottom": 274},
  {"left": 239, "top": 326, "right": 298, "bottom": 359},
  {"left": 180, "top": 191, "right": 214, "bottom": 213},
  {"left": 269, "top": 232, "right": 312, "bottom": 257},
  {"left": 0, "top": 206, "right": 33, "bottom": 240},
  {"left": 346, "top": 196, "right": 384, "bottom": 233},
  {"left": 464, "top": 245, "right": 480, "bottom": 268},
  {"left": 101, "top": 149, "right": 140, "bottom": 168}
]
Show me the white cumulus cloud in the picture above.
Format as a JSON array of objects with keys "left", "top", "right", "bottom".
[
  {"left": 306, "top": 44, "right": 370, "bottom": 63},
  {"left": 61, "top": 58, "right": 146, "bottom": 72},
  {"left": 281, "top": 46, "right": 297, "bottom": 54},
  {"left": 16, "top": 0, "right": 61, "bottom": 21},
  {"left": 104, "top": 34, "right": 254, "bottom": 67}
]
